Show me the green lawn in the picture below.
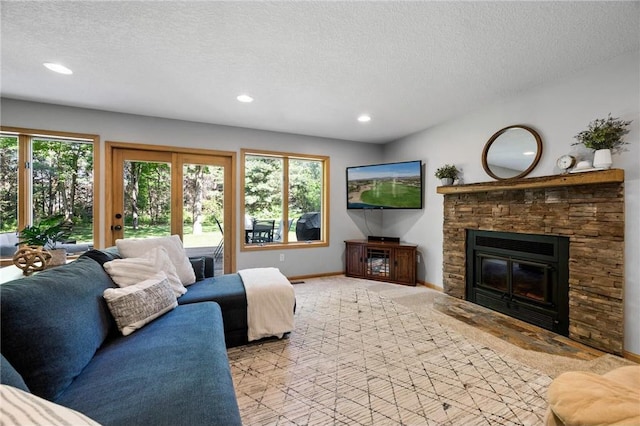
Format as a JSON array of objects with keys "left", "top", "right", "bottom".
[
  {"left": 68, "top": 223, "right": 222, "bottom": 247},
  {"left": 69, "top": 222, "right": 302, "bottom": 246},
  {"left": 360, "top": 181, "right": 421, "bottom": 207}
]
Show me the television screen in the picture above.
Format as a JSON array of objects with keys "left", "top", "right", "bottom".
[{"left": 346, "top": 160, "right": 423, "bottom": 209}]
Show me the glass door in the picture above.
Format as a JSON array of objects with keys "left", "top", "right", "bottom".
[
  {"left": 366, "top": 248, "right": 390, "bottom": 278},
  {"left": 178, "top": 154, "right": 231, "bottom": 275},
  {"left": 110, "top": 148, "right": 233, "bottom": 275},
  {"left": 512, "top": 260, "right": 550, "bottom": 303},
  {"left": 111, "top": 149, "right": 173, "bottom": 241}
]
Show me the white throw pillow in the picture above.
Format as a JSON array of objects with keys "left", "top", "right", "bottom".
[
  {"left": 1, "top": 384, "right": 101, "bottom": 426},
  {"left": 103, "top": 272, "right": 177, "bottom": 336},
  {"left": 116, "top": 235, "right": 196, "bottom": 285},
  {"left": 103, "top": 246, "right": 187, "bottom": 297}
]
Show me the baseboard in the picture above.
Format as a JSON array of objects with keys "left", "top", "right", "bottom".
[
  {"left": 417, "top": 280, "right": 442, "bottom": 291},
  {"left": 287, "top": 271, "right": 344, "bottom": 283},
  {"left": 623, "top": 350, "right": 640, "bottom": 363},
  {"left": 288, "top": 275, "right": 445, "bottom": 290}
]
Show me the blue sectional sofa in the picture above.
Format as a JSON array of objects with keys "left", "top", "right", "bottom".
[
  {"left": 1, "top": 250, "right": 243, "bottom": 425},
  {"left": 87, "top": 247, "right": 250, "bottom": 348}
]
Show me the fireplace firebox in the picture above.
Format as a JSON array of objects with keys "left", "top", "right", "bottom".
[{"left": 466, "top": 230, "right": 569, "bottom": 336}]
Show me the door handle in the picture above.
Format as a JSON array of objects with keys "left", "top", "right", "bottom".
[{"left": 111, "top": 225, "right": 122, "bottom": 231}]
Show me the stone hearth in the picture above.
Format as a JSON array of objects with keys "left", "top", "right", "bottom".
[{"left": 439, "top": 171, "right": 624, "bottom": 354}]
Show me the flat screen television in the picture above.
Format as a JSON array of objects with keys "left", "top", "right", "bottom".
[{"left": 346, "top": 160, "right": 423, "bottom": 209}]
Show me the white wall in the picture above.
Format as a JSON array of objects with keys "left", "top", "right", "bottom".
[
  {"left": 383, "top": 50, "right": 640, "bottom": 355},
  {"left": 0, "top": 99, "right": 384, "bottom": 277}
]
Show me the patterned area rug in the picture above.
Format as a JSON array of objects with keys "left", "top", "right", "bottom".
[{"left": 228, "top": 277, "right": 552, "bottom": 425}]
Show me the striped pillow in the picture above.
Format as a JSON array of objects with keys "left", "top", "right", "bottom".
[
  {"left": 103, "top": 273, "right": 177, "bottom": 336},
  {"left": 0, "top": 384, "right": 100, "bottom": 426}
]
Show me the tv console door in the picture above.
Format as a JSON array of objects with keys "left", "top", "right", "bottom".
[
  {"left": 344, "top": 240, "right": 417, "bottom": 286},
  {"left": 345, "top": 242, "right": 364, "bottom": 277}
]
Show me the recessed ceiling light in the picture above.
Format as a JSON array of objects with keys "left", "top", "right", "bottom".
[
  {"left": 523, "top": 151, "right": 535, "bottom": 156},
  {"left": 237, "top": 94, "right": 254, "bottom": 103},
  {"left": 43, "top": 62, "right": 73, "bottom": 75},
  {"left": 357, "top": 114, "right": 371, "bottom": 123}
]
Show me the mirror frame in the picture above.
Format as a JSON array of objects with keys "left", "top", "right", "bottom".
[{"left": 481, "top": 125, "right": 543, "bottom": 180}]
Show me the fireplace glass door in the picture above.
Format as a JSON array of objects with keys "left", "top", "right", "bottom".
[
  {"left": 479, "top": 256, "right": 508, "bottom": 293},
  {"left": 478, "top": 254, "right": 551, "bottom": 305},
  {"left": 512, "top": 260, "right": 548, "bottom": 303}
]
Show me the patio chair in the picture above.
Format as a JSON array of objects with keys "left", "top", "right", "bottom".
[
  {"left": 213, "top": 216, "right": 224, "bottom": 261},
  {"left": 250, "top": 220, "right": 275, "bottom": 244}
]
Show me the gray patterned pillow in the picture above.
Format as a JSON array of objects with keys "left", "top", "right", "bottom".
[{"left": 103, "top": 272, "right": 177, "bottom": 336}]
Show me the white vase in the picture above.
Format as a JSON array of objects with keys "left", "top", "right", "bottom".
[
  {"left": 593, "top": 149, "right": 612, "bottom": 169},
  {"left": 441, "top": 178, "right": 454, "bottom": 186}
]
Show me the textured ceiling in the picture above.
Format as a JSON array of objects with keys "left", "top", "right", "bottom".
[{"left": 1, "top": 1, "right": 638, "bottom": 143}]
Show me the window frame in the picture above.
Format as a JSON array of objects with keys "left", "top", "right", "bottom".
[
  {"left": 0, "top": 126, "right": 100, "bottom": 263},
  {"left": 241, "top": 148, "right": 329, "bottom": 251}
]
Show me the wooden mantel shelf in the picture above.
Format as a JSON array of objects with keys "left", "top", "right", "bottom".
[{"left": 437, "top": 168, "right": 624, "bottom": 195}]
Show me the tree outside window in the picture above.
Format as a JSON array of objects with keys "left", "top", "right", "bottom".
[
  {"left": 31, "top": 138, "right": 94, "bottom": 240},
  {"left": 0, "top": 136, "right": 18, "bottom": 232},
  {"left": 242, "top": 150, "right": 328, "bottom": 248},
  {"left": 0, "top": 130, "right": 97, "bottom": 261}
]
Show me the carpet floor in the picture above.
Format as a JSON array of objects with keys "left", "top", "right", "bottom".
[{"left": 227, "top": 276, "right": 630, "bottom": 425}]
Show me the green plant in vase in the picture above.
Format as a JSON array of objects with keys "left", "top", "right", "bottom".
[
  {"left": 16, "top": 215, "right": 73, "bottom": 267},
  {"left": 435, "top": 164, "right": 459, "bottom": 185},
  {"left": 17, "top": 215, "right": 72, "bottom": 249},
  {"left": 572, "top": 114, "right": 632, "bottom": 169}
]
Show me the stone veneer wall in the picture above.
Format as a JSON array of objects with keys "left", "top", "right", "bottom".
[{"left": 442, "top": 182, "right": 624, "bottom": 354}]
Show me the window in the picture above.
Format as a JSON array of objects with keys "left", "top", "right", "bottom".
[
  {"left": 241, "top": 149, "right": 329, "bottom": 249},
  {"left": 0, "top": 127, "right": 99, "bottom": 264}
]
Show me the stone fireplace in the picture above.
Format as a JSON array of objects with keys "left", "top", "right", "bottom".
[{"left": 438, "top": 170, "right": 625, "bottom": 354}]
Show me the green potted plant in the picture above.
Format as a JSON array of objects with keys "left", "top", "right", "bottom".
[
  {"left": 435, "top": 164, "right": 459, "bottom": 185},
  {"left": 572, "top": 114, "right": 632, "bottom": 169},
  {"left": 16, "top": 215, "right": 73, "bottom": 267}
]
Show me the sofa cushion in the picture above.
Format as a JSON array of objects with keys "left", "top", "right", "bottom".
[
  {"left": 0, "top": 256, "right": 116, "bottom": 400},
  {"left": 116, "top": 235, "right": 196, "bottom": 285},
  {"left": 202, "top": 255, "right": 215, "bottom": 278},
  {"left": 104, "top": 272, "right": 178, "bottom": 336},
  {"left": 547, "top": 365, "right": 640, "bottom": 426},
  {"left": 55, "top": 303, "right": 242, "bottom": 426},
  {"left": 178, "top": 274, "right": 248, "bottom": 336},
  {"left": 103, "top": 246, "right": 187, "bottom": 297},
  {"left": 1, "top": 385, "right": 101, "bottom": 426},
  {"left": 80, "top": 247, "right": 122, "bottom": 265},
  {"left": 189, "top": 256, "right": 206, "bottom": 281},
  {"left": 0, "top": 354, "right": 29, "bottom": 392}
]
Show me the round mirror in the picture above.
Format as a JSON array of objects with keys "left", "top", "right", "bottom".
[{"left": 482, "top": 125, "right": 542, "bottom": 180}]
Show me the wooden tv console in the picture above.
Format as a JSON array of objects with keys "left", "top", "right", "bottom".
[{"left": 344, "top": 239, "right": 417, "bottom": 286}]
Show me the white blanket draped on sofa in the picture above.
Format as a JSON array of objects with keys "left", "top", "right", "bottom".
[{"left": 238, "top": 267, "right": 295, "bottom": 342}]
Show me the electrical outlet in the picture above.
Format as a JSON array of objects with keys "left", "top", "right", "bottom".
[
  {"left": 279, "top": 253, "right": 285, "bottom": 262},
  {"left": 417, "top": 254, "right": 421, "bottom": 263}
]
